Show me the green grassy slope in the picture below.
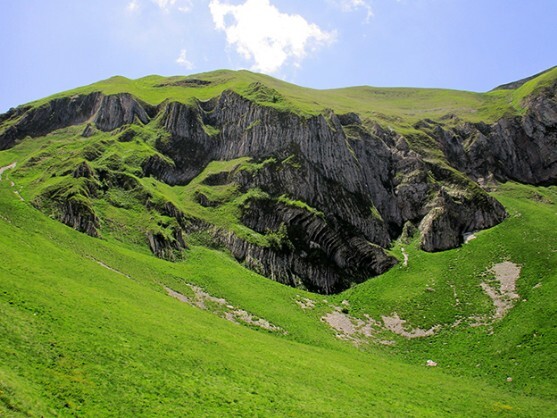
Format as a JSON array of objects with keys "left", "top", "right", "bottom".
[
  {"left": 0, "top": 157, "right": 556, "bottom": 417},
  {"left": 337, "top": 182, "right": 557, "bottom": 398},
  {"left": 1, "top": 68, "right": 557, "bottom": 416},
  {"left": 25, "top": 67, "right": 557, "bottom": 131}
]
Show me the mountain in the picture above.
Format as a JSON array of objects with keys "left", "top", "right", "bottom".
[
  {"left": 0, "top": 68, "right": 556, "bottom": 416},
  {"left": 1, "top": 68, "right": 556, "bottom": 293}
]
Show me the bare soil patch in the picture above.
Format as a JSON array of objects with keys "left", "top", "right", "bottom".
[
  {"left": 165, "top": 285, "right": 285, "bottom": 333},
  {"left": 481, "top": 261, "right": 521, "bottom": 319},
  {"left": 321, "top": 310, "right": 381, "bottom": 346},
  {"left": 381, "top": 313, "right": 438, "bottom": 338},
  {"left": 0, "top": 162, "right": 16, "bottom": 181}
]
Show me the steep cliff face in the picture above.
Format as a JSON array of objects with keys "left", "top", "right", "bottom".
[
  {"left": 427, "top": 80, "right": 557, "bottom": 185},
  {"left": 1, "top": 73, "right": 555, "bottom": 293},
  {"left": 0, "top": 93, "right": 153, "bottom": 150},
  {"left": 153, "top": 89, "right": 507, "bottom": 254}
]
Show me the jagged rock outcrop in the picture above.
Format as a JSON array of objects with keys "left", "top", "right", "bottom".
[
  {"left": 147, "top": 228, "right": 187, "bottom": 261},
  {"left": 213, "top": 228, "right": 393, "bottom": 294},
  {"left": 425, "top": 81, "right": 557, "bottom": 185},
  {"left": 93, "top": 94, "right": 152, "bottom": 131},
  {"left": 419, "top": 188, "right": 506, "bottom": 251},
  {"left": 33, "top": 178, "right": 101, "bottom": 238},
  {"left": 237, "top": 198, "right": 395, "bottom": 292},
  {"left": 73, "top": 161, "right": 96, "bottom": 179},
  {"left": 0, "top": 92, "right": 153, "bottom": 150},
  {"left": 58, "top": 197, "right": 101, "bottom": 238},
  {"left": 2, "top": 74, "right": 556, "bottom": 293}
]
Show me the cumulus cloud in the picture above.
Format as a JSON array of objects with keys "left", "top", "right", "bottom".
[
  {"left": 332, "top": 0, "right": 373, "bottom": 22},
  {"left": 176, "top": 48, "right": 194, "bottom": 69},
  {"left": 209, "top": 0, "right": 335, "bottom": 73}
]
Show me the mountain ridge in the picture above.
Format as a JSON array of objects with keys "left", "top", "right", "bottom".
[{"left": 0, "top": 67, "right": 555, "bottom": 293}]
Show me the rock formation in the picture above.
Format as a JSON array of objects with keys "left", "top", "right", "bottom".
[{"left": 1, "top": 73, "right": 555, "bottom": 293}]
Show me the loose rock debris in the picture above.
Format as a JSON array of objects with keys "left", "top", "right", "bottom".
[
  {"left": 320, "top": 305, "right": 435, "bottom": 346},
  {"left": 295, "top": 297, "right": 316, "bottom": 310},
  {"left": 166, "top": 285, "right": 285, "bottom": 334},
  {"left": 474, "top": 261, "right": 521, "bottom": 324},
  {"left": 308, "top": 260, "right": 523, "bottom": 347},
  {"left": 463, "top": 232, "right": 477, "bottom": 244},
  {"left": 401, "top": 247, "right": 409, "bottom": 267},
  {"left": 321, "top": 310, "right": 379, "bottom": 346},
  {"left": 0, "top": 162, "right": 16, "bottom": 181},
  {"left": 381, "top": 313, "right": 439, "bottom": 338}
]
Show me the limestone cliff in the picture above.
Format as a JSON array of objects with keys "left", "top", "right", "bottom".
[{"left": 1, "top": 72, "right": 555, "bottom": 293}]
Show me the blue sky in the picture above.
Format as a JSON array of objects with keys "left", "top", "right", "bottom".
[{"left": 1, "top": 0, "right": 556, "bottom": 112}]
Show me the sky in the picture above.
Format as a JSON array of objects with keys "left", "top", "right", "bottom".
[{"left": 1, "top": 0, "right": 556, "bottom": 112}]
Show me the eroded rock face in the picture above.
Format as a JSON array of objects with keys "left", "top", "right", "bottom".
[
  {"left": 427, "top": 82, "right": 557, "bottom": 185},
  {"left": 0, "top": 93, "right": 153, "bottom": 150},
  {"left": 93, "top": 94, "right": 152, "bottom": 131},
  {"left": 147, "top": 229, "right": 187, "bottom": 261},
  {"left": 418, "top": 188, "right": 506, "bottom": 252},
  {"left": 2, "top": 81, "right": 555, "bottom": 293},
  {"left": 33, "top": 179, "right": 101, "bottom": 238},
  {"left": 238, "top": 198, "right": 396, "bottom": 293}
]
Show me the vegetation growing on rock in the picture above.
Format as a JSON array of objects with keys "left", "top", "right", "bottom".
[{"left": 0, "top": 67, "right": 556, "bottom": 416}]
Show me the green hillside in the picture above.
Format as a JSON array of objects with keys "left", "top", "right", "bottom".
[
  {"left": 0, "top": 69, "right": 556, "bottom": 416},
  {"left": 27, "top": 66, "right": 557, "bottom": 130},
  {"left": 0, "top": 152, "right": 556, "bottom": 416}
]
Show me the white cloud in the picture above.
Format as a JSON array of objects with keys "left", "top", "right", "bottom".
[
  {"left": 127, "top": 0, "right": 140, "bottom": 12},
  {"left": 332, "top": 0, "right": 373, "bottom": 22},
  {"left": 151, "top": 0, "right": 192, "bottom": 13},
  {"left": 152, "top": 0, "right": 176, "bottom": 10},
  {"left": 209, "top": 0, "right": 335, "bottom": 73},
  {"left": 176, "top": 48, "right": 194, "bottom": 69}
]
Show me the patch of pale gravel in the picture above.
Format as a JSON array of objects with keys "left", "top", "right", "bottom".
[
  {"left": 321, "top": 310, "right": 380, "bottom": 346},
  {"left": 322, "top": 307, "right": 439, "bottom": 345},
  {"left": 89, "top": 257, "right": 136, "bottom": 281},
  {"left": 318, "top": 261, "right": 523, "bottom": 348},
  {"left": 381, "top": 313, "right": 439, "bottom": 338},
  {"left": 0, "top": 163, "right": 24, "bottom": 201},
  {"left": 472, "top": 261, "right": 521, "bottom": 325},
  {"left": 185, "top": 284, "right": 228, "bottom": 310},
  {"left": 491, "top": 262, "right": 520, "bottom": 299},
  {"left": 165, "top": 285, "right": 285, "bottom": 334},
  {"left": 0, "top": 162, "right": 16, "bottom": 181},
  {"left": 463, "top": 232, "right": 477, "bottom": 244},
  {"left": 323, "top": 311, "right": 357, "bottom": 335},
  {"left": 482, "top": 261, "right": 520, "bottom": 319},
  {"left": 230, "top": 309, "right": 281, "bottom": 331},
  {"left": 166, "top": 287, "right": 192, "bottom": 305},
  {"left": 401, "top": 247, "right": 409, "bottom": 267},
  {"left": 295, "top": 297, "right": 316, "bottom": 310}
]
